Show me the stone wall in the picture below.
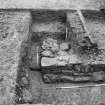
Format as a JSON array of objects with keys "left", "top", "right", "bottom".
[{"left": 0, "top": 10, "right": 31, "bottom": 105}]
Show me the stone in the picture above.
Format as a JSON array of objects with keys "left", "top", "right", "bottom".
[
  {"left": 68, "top": 54, "right": 81, "bottom": 64},
  {"left": 42, "top": 38, "right": 59, "bottom": 51},
  {"left": 41, "top": 57, "right": 57, "bottom": 67},
  {"left": 59, "top": 42, "right": 69, "bottom": 50},
  {"left": 21, "top": 77, "right": 28, "bottom": 85},
  {"left": 41, "top": 50, "right": 54, "bottom": 57},
  {"left": 56, "top": 51, "right": 69, "bottom": 66},
  {"left": 57, "top": 50, "right": 69, "bottom": 57},
  {"left": 22, "top": 89, "right": 33, "bottom": 103}
]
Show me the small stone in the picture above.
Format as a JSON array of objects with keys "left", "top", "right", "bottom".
[
  {"left": 60, "top": 42, "right": 69, "bottom": 50},
  {"left": 51, "top": 42, "right": 59, "bottom": 52},
  {"left": 22, "top": 89, "right": 33, "bottom": 103},
  {"left": 21, "top": 77, "right": 28, "bottom": 85},
  {"left": 41, "top": 50, "right": 54, "bottom": 57},
  {"left": 56, "top": 51, "right": 70, "bottom": 66},
  {"left": 57, "top": 51, "right": 69, "bottom": 57},
  {"left": 42, "top": 38, "right": 59, "bottom": 51},
  {"left": 57, "top": 51, "right": 69, "bottom": 61}
]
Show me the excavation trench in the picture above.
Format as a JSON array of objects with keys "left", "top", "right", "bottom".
[{"left": 16, "top": 10, "right": 105, "bottom": 104}]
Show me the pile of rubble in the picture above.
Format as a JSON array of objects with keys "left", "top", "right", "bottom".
[
  {"left": 41, "top": 37, "right": 80, "bottom": 67},
  {"left": 40, "top": 37, "right": 105, "bottom": 83}
]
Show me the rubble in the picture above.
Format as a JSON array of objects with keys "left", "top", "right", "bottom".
[
  {"left": 41, "top": 50, "right": 54, "bottom": 57},
  {"left": 42, "top": 38, "right": 59, "bottom": 51},
  {"left": 41, "top": 37, "right": 80, "bottom": 67},
  {"left": 41, "top": 37, "right": 82, "bottom": 67}
]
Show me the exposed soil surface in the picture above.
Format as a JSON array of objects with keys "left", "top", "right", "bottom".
[{"left": 16, "top": 10, "right": 105, "bottom": 104}]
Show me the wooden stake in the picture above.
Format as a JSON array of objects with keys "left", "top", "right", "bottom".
[
  {"left": 37, "top": 46, "right": 39, "bottom": 65},
  {"left": 66, "top": 27, "right": 68, "bottom": 40}
]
